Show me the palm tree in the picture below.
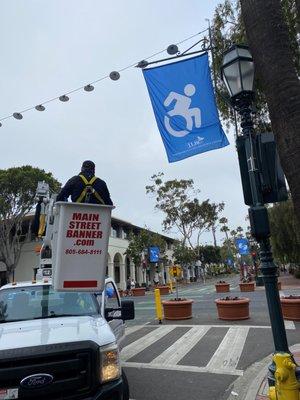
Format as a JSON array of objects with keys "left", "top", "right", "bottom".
[{"left": 240, "top": 0, "right": 300, "bottom": 224}]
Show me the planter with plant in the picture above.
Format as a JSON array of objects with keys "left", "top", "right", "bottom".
[
  {"left": 215, "top": 296, "right": 250, "bottom": 320},
  {"left": 280, "top": 295, "right": 300, "bottom": 321},
  {"left": 156, "top": 285, "right": 170, "bottom": 295},
  {"left": 215, "top": 281, "right": 230, "bottom": 293},
  {"left": 131, "top": 287, "right": 146, "bottom": 296},
  {"left": 239, "top": 277, "right": 255, "bottom": 292},
  {"left": 162, "top": 275, "right": 193, "bottom": 320}
]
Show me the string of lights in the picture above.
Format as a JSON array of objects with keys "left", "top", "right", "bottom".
[{"left": 0, "top": 28, "right": 209, "bottom": 127}]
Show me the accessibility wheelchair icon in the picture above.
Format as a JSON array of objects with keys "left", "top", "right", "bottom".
[{"left": 163, "top": 84, "right": 201, "bottom": 138}]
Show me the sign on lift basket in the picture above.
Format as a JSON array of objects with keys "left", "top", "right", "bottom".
[{"left": 52, "top": 202, "right": 114, "bottom": 292}]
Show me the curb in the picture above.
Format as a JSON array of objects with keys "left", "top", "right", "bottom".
[{"left": 224, "top": 344, "right": 300, "bottom": 400}]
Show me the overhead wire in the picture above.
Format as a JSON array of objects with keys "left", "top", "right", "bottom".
[{"left": 0, "top": 27, "right": 209, "bottom": 125}]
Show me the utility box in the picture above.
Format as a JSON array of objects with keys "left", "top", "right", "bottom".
[
  {"left": 52, "top": 202, "right": 113, "bottom": 292},
  {"left": 236, "top": 132, "right": 288, "bottom": 206}
]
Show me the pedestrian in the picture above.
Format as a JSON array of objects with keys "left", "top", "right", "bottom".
[
  {"left": 56, "top": 160, "right": 113, "bottom": 205},
  {"left": 126, "top": 277, "right": 131, "bottom": 296},
  {"left": 130, "top": 278, "right": 136, "bottom": 290}
]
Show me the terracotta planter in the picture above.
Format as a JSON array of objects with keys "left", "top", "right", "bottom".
[
  {"left": 277, "top": 282, "right": 282, "bottom": 291},
  {"left": 162, "top": 299, "right": 193, "bottom": 320},
  {"left": 131, "top": 287, "right": 146, "bottom": 296},
  {"left": 239, "top": 282, "right": 255, "bottom": 292},
  {"left": 156, "top": 286, "right": 170, "bottom": 295},
  {"left": 215, "top": 297, "right": 250, "bottom": 320},
  {"left": 280, "top": 297, "right": 300, "bottom": 321},
  {"left": 215, "top": 283, "right": 230, "bottom": 293}
]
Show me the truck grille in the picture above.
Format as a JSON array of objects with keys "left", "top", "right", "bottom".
[{"left": 0, "top": 341, "right": 99, "bottom": 399}]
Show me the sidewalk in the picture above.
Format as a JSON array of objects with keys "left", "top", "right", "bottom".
[{"left": 225, "top": 345, "right": 300, "bottom": 400}]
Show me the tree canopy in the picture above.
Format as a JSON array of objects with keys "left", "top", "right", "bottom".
[
  {"left": 210, "top": 0, "right": 299, "bottom": 128},
  {"left": 0, "top": 166, "right": 61, "bottom": 279},
  {"left": 268, "top": 198, "right": 300, "bottom": 263},
  {"left": 125, "top": 228, "right": 167, "bottom": 268},
  {"left": 146, "top": 172, "right": 223, "bottom": 250}
]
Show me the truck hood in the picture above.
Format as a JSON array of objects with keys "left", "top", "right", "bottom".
[{"left": 0, "top": 316, "right": 116, "bottom": 351}]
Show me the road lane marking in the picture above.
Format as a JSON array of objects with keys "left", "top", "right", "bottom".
[
  {"left": 125, "top": 325, "right": 147, "bottom": 335},
  {"left": 121, "top": 325, "right": 175, "bottom": 361},
  {"left": 150, "top": 326, "right": 210, "bottom": 366},
  {"left": 122, "top": 361, "right": 243, "bottom": 376},
  {"left": 206, "top": 326, "right": 249, "bottom": 372}
]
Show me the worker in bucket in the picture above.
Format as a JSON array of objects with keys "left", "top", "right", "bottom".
[{"left": 56, "top": 160, "right": 113, "bottom": 205}]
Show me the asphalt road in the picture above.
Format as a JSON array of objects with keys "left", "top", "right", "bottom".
[{"left": 121, "top": 275, "right": 300, "bottom": 400}]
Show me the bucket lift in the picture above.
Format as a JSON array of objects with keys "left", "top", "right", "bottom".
[{"left": 35, "top": 181, "right": 113, "bottom": 292}]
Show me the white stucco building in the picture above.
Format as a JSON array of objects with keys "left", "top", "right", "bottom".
[{"left": 11, "top": 215, "right": 175, "bottom": 290}]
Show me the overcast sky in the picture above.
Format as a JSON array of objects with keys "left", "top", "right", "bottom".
[{"left": 0, "top": 0, "right": 249, "bottom": 245}]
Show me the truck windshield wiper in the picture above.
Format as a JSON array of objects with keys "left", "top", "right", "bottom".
[{"left": 33, "top": 314, "right": 81, "bottom": 319}]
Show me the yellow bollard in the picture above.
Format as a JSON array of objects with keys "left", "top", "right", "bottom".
[
  {"left": 268, "top": 352, "right": 300, "bottom": 400},
  {"left": 154, "top": 288, "right": 163, "bottom": 324}
]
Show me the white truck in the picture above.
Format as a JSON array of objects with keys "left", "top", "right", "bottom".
[
  {"left": 0, "top": 277, "right": 134, "bottom": 399},
  {"left": 0, "top": 182, "right": 135, "bottom": 399}
]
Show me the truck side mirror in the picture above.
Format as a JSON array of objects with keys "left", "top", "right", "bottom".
[{"left": 121, "top": 300, "right": 135, "bottom": 321}]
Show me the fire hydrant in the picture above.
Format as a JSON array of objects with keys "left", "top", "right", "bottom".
[{"left": 268, "top": 352, "right": 300, "bottom": 400}]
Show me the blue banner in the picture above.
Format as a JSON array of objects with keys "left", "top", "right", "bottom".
[
  {"left": 143, "top": 53, "right": 229, "bottom": 162},
  {"left": 235, "top": 238, "right": 250, "bottom": 255},
  {"left": 149, "top": 246, "right": 160, "bottom": 263}
]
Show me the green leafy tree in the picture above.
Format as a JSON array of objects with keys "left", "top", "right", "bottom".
[
  {"left": 197, "top": 245, "right": 222, "bottom": 264},
  {"left": 125, "top": 228, "right": 167, "bottom": 270},
  {"left": 211, "top": 0, "right": 300, "bottom": 224},
  {"left": 0, "top": 166, "right": 60, "bottom": 281},
  {"left": 172, "top": 241, "right": 196, "bottom": 267},
  {"left": 268, "top": 198, "right": 300, "bottom": 263},
  {"left": 210, "top": 202, "right": 225, "bottom": 246},
  {"left": 146, "top": 172, "right": 222, "bottom": 251}
]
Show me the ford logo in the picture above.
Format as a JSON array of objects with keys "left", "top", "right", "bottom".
[{"left": 20, "top": 373, "right": 53, "bottom": 389}]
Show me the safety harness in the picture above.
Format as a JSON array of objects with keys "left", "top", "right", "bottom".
[{"left": 76, "top": 174, "right": 105, "bottom": 204}]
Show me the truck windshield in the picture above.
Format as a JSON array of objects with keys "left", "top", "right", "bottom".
[{"left": 0, "top": 286, "right": 99, "bottom": 322}]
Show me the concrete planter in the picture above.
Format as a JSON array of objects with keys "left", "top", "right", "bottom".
[
  {"left": 215, "top": 283, "right": 230, "bottom": 293},
  {"left": 162, "top": 299, "right": 193, "bottom": 320},
  {"left": 239, "top": 282, "right": 255, "bottom": 292},
  {"left": 215, "top": 297, "right": 250, "bottom": 320},
  {"left": 280, "top": 296, "right": 300, "bottom": 321},
  {"left": 131, "top": 287, "right": 146, "bottom": 296},
  {"left": 156, "top": 286, "right": 170, "bottom": 295}
]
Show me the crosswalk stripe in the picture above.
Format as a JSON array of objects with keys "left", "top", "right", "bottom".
[
  {"left": 150, "top": 326, "right": 210, "bottom": 366},
  {"left": 122, "top": 361, "right": 243, "bottom": 376},
  {"left": 121, "top": 325, "right": 175, "bottom": 361},
  {"left": 206, "top": 326, "right": 249, "bottom": 372},
  {"left": 125, "top": 325, "right": 147, "bottom": 335}
]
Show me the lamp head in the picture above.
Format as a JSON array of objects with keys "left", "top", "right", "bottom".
[{"left": 221, "top": 44, "right": 255, "bottom": 104}]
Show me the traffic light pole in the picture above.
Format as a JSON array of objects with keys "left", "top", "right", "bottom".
[{"left": 237, "top": 98, "right": 289, "bottom": 353}]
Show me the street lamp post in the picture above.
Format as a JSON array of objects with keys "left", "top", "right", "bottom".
[{"left": 220, "top": 44, "right": 289, "bottom": 356}]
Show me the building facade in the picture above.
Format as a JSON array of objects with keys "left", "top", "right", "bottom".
[{"left": 11, "top": 216, "right": 175, "bottom": 290}]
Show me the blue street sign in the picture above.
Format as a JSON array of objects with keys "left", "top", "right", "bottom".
[
  {"left": 149, "top": 246, "right": 160, "bottom": 263},
  {"left": 235, "top": 238, "right": 250, "bottom": 255},
  {"left": 143, "top": 53, "right": 229, "bottom": 162}
]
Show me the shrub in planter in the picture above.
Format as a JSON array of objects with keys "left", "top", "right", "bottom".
[
  {"left": 215, "top": 296, "right": 250, "bottom": 320},
  {"left": 162, "top": 298, "right": 193, "bottom": 320},
  {"left": 280, "top": 295, "right": 300, "bottom": 321},
  {"left": 215, "top": 281, "right": 230, "bottom": 293}
]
